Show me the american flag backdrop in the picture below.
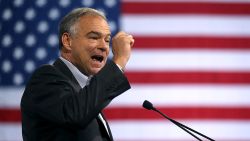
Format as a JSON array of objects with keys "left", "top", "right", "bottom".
[{"left": 1, "top": 0, "right": 250, "bottom": 141}]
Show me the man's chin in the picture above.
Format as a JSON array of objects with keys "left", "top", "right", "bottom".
[
  {"left": 89, "top": 61, "right": 106, "bottom": 75},
  {"left": 89, "top": 67, "right": 103, "bottom": 75}
]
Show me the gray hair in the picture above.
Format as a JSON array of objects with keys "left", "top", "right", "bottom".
[{"left": 58, "top": 8, "right": 107, "bottom": 49}]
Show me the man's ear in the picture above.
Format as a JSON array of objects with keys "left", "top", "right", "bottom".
[{"left": 61, "top": 32, "right": 72, "bottom": 51}]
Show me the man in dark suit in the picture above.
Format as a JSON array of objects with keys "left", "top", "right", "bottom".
[{"left": 21, "top": 7, "right": 134, "bottom": 141}]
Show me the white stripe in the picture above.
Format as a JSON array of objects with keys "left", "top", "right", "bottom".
[
  {"left": 1, "top": 85, "right": 250, "bottom": 108},
  {"left": 0, "top": 123, "right": 22, "bottom": 141},
  {"left": 122, "top": 0, "right": 250, "bottom": 3},
  {"left": 110, "top": 84, "right": 250, "bottom": 107},
  {"left": 122, "top": 15, "right": 250, "bottom": 36},
  {"left": 0, "top": 87, "right": 24, "bottom": 108},
  {"left": 110, "top": 120, "right": 250, "bottom": 140},
  {"left": 126, "top": 49, "right": 250, "bottom": 71},
  {"left": 1, "top": 120, "right": 249, "bottom": 140}
]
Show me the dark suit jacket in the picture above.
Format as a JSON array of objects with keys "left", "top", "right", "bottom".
[{"left": 21, "top": 58, "right": 131, "bottom": 141}]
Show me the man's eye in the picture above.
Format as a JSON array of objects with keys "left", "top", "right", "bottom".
[
  {"left": 89, "top": 36, "right": 98, "bottom": 40},
  {"left": 106, "top": 37, "right": 111, "bottom": 43}
]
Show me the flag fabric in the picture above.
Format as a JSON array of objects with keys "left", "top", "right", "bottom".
[
  {"left": 1, "top": 0, "right": 250, "bottom": 141},
  {"left": 0, "top": 0, "right": 120, "bottom": 140}
]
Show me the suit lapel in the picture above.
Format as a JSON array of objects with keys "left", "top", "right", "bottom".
[
  {"left": 53, "top": 58, "right": 113, "bottom": 141},
  {"left": 53, "top": 58, "right": 81, "bottom": 91}
]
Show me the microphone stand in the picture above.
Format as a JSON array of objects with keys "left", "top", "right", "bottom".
[
  {"left": 152, "top": 107, "right": 215, "bottom": 141},
  {"left": 143, "top": 100, "right": 215, "bottom": 141}
]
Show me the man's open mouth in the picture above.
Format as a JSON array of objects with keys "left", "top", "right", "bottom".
[{"left": 91, "top": 55, "right": 104, "bottom": 62}]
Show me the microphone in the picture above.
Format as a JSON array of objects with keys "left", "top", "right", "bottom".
[
  {"left": 142, "top": 100, "right": 154, "bottom": 110},
  {"left": 142, "top": 100, "right": 215, "bottom": 141}
]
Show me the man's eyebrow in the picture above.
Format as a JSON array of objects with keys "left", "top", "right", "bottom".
[{"left": 86, "top": 31, "right": 111, "bottom": 37}]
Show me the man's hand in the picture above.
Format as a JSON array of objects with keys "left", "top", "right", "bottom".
[{"left": 112, "top": 31, "right": 134, "bottom": 70}]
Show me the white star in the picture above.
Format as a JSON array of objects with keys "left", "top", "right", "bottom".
[
  {"left": 25, "top": 34, "right": 36, "bottom": 47},
  {"left": 2, "top": 60, "right": 12, "bottom": 73},
  {"left": 36, "top": 0, "right": 47, "bottom": 7},
  {"left": 2, "top": 8, "right": 12, "bottom": 21},
  {"left": 24, "top": 60, "right": 36, "bottom": 73},
  {"left": 81, "top": 0, "right": 94, "bottom": 7},
  {"left": 59, "top": 0, "right": 71, "bottom": 7},
  {"left": 13, "top": 0, "right": 24, "bottom": 7},
  {"left": 109, "top": 20, "right": 117, "bottom": 33},
  {"left": 14, "top": 21, "right": 25, "bottom": 33},
  {"left": 48, "top": 8, "right": 60, "bottom": 20},
  {"left": 104, "top": 0, "right": 117, "bottom": 8},
  {"left": 36, "top": 47, "right": 47, "bottom": 60},
  {"left": 37, "top": 21, "right": 48, "bottom": 33},
  {"left": 47, "top": 34, "right": 58, "bottom": 47},
  {"left": 25, "top": 8, "right": 36, "bottom": 20},
  {"left": 13, "top": 73, "right": 24, "bottom": 85},
  {"left": 2, "top": 34, "right": 12, "bottom": 47},
  {"left": 13, "top": 47, "right": 24, "bottom": 60}
]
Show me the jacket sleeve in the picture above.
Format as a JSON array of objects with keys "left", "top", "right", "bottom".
[{"left": 21, "top": 61, "right": 131, "bottom": 129}]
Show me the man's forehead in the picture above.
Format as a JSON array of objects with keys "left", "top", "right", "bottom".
[
  {"left": 78, "top": 15, "right": 108, "bottom": 25},
  {"left": 77, "top": 15, "right": 110, "bottom": 34}
]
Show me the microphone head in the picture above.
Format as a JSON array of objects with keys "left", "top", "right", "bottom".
[{"left": 143, "top": 100, "right": 154, "bottom": 110}]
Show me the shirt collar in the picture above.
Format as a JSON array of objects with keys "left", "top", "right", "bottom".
[{"left": 60, "top": 57, "right": 89, "bottom": 88}]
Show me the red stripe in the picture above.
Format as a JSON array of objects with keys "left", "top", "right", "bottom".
[
  {"left": 134, "top": 36, "right": 250, "bottom": 49},
  {"left": 104, "top": 107, "right": 250, "bottom": 120},
  {"left": 122, "top": 2, "right": 250, "bottom": 15},
  {"left": 2, "top": 107, "right": 249, "bottom": 122},
  {"left": 0, "top": 109, "right": 21, "bottom": 122},
  {"left": 125, "top": 71, "right": 250, "bottom": 84}
]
